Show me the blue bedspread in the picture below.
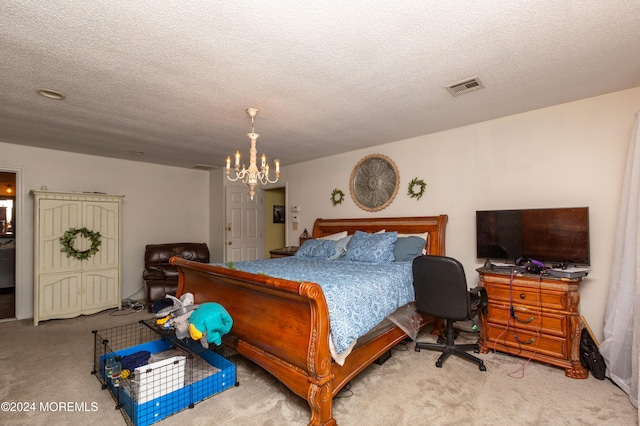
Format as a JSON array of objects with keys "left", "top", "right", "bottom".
[{"left": 224, "top": 258, "right": 414, "bottom": 354}]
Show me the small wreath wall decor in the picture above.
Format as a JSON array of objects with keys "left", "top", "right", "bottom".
[
  {"left": 407, "top": 177, "right": 427, "bottom": 201},
  {"left": 60, "top": 227, "right": 102, "bottom": 260},
  {"left": 331, "top": 188, "right": 345, "bottom": 206}
]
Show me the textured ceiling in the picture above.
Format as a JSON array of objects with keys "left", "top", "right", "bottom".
[{"left": 1, "top": 1, "right": 640, "bottom": 170}]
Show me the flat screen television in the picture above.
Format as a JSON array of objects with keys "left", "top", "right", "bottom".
[{"left": 476, "top": 207, "right": 590, "bottom": 266}]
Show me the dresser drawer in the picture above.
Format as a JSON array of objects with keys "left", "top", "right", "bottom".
[
  {"left": 484, "top": 323, "right": 566, "bottom": 359},
  {"left": 486, "top": 304, "right": 567, "bottom": 337},
  {"left": 483, "top": 282, "right": 568, "bottom": 311}
]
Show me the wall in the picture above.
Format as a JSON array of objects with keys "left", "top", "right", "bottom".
[
  {"left": 209, "top": 168, "right": 225, "bottom": 263},
  {"left": 0, "top": 142, "right": 210, "bottom": 320},
  {"left": 3, "top": 88, "right": 638, "bottom": 334},
  {"left": 284, "top": 88, "right": 640, "bottom": 341}
]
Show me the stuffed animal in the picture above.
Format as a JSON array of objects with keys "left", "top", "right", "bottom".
[{"left": 188, "top": 302, "right": 233, "bottom": 348}]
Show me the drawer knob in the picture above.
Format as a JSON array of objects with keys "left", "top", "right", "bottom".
[
  {"left": 513, "top": 313, "right": 534, "bottom": 324},
  {"left": 519, "top": 293, "right": 526, "bottom": 299},
  {"left": 513, "top": 334, "right": 535, "bottom": 345}
]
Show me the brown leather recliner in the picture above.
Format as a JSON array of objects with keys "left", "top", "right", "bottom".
[{"left": 143, "top": 242, "right": 210, "bottom": 312}]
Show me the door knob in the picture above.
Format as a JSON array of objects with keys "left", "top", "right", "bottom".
[{"left": 227, "top": 241, "right": 232, "bottom": 245}]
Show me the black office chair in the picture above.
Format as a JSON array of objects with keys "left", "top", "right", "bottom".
[{"left": 413, "top": 255, "right": 488, "bottom": 371}]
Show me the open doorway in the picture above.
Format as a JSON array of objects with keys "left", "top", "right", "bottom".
[
  {"left": 0, "top": 171, "right": 16, "bottom": 319},
  {"left": 264, "top": 187, "right": 287, "bottom": 257}
]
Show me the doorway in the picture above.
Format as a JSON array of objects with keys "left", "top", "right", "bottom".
[
  {"left": 0, "top": 171, "right": 16, "bottom": 319},
  {"left": 264, "top": 187, "right": 286, "bottom": 256},
  {"left": 223, "top": 184, "right": 288, "bottom": 262},
  {"left": 224, "top": 184, "right": 264, "bottom": 262}
]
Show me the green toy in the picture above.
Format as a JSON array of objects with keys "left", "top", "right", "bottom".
[{"left": 188, "top": 302, "right": 233, "bottom": 347}]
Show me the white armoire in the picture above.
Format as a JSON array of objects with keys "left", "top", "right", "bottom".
[{"left": 31, "top": 190, "right": 124, "bottom": 325}]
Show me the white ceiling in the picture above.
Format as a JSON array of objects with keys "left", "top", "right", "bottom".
[{"left": 2, "top": 1, "right": 640, "bottom": 170}]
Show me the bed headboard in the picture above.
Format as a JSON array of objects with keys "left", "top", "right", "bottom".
[{"left": 311, "top": 215, "right": 448, "bottom": 256}]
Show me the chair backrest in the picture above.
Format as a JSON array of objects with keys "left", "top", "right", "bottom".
[
  {"left": 412, "top": 255, "right": 470, "bottom": 321},
  {"left": 144, "top": 243, "right": 210, "bottom": 276}
]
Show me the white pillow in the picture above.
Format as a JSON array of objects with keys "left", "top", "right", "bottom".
[
  {"left": 318, "top": 231, "right": 348, "bottom": 241},
  {"left": 398, "top": 232, "right": 429, "bottom": 240}
]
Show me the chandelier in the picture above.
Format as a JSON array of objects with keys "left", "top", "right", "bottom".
[{"left": 225, "top": 108, "right": 280, "bottom": 200}]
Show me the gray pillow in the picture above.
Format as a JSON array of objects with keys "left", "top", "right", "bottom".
[{"left": 393, "top": 236, "right": 426, "bottom": 262}]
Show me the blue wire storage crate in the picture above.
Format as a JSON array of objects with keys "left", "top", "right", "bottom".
[{"left": 92, "top": 319, "right": 237, "bottom": 426}]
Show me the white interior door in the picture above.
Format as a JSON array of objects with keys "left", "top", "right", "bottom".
[{"left": 225, "top": 185, "right": 263, "bottom": 262}]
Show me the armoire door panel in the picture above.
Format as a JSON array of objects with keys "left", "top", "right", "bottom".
[
  {"left": 83, "top": 201, "right": 120, "bottom": 270},
  {"left": 39, "top": 273, "right": 82, "bottom": 318},
  {"left": 39, "top": 199, "right": 82, "bottom": 274},
  {"left": 83, "top": 269, "right": 119, "bottom": 312}
]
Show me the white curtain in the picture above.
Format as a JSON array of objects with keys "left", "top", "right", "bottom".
[{"left": 600, "top": 110, "right": 640, "bottom": 413}]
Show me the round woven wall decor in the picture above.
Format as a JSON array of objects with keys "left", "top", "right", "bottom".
[{"left": 349, "top": 154, "right": 399, "bottom": 212}]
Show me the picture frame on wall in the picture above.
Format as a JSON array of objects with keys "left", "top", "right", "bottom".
[{"left": 273, "top": 205, "right": 285, "bottom": 223}]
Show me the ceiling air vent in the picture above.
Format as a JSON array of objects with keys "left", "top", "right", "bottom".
[
  {"left": 445, "top": 77, "right": 484, "bottom": 97},
  {"left": 192, "top": 164, "right": 218, "bottom": 171}
]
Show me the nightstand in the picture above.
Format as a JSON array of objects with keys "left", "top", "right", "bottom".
[{"left": 269, "top": 246, "right": 299, "bottom": 258}]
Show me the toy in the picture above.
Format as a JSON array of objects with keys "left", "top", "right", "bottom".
[
  {"left": 188, "top": 302, "right": 233, "bottom": 348},
  {"left": 155, "top": 293, "right": 198, "bottom": 336},
  {"left": 105, "top": 356, "right": 122, "bottom": 387}
]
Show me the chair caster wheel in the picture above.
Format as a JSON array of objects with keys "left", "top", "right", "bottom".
[
  {"left": 473, "top": 348, "right": 480, "bottom": 354},
  {"left": 415, "top": 347, "right": 420, "bottom": 352},
  {"left": 437, "top": 337, "right": 444, "bottom": 344},
  {"left": 435, "top": 361, "right": 443, "bottom": 368},
  {"left": 479, "top": 363, "right": 486, "bottom": 372}
]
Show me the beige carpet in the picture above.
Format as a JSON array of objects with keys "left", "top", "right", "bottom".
[{"left": 0, "top": 308, "right": 636, "bottom": 426}]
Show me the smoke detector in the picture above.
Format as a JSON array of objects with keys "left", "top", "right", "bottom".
[{"left": 445, "top": 77, "right": 484, "bottom": 97}]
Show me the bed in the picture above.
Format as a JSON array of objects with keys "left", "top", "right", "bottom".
[{"left": 171, "top": 215, "right": 448, "bottom": 425}]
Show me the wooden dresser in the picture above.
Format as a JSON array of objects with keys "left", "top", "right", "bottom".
[{"left": 477, "top": 267, "right": 587, "bottom": 379}]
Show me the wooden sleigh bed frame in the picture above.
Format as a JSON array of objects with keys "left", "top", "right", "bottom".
[{"left": 171, "top": 215, "right": 448, "bottom": 425}]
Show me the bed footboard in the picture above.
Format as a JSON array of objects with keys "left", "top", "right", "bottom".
[{"left": 172, "top": 257, "right": 337, "bottom": 425}]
